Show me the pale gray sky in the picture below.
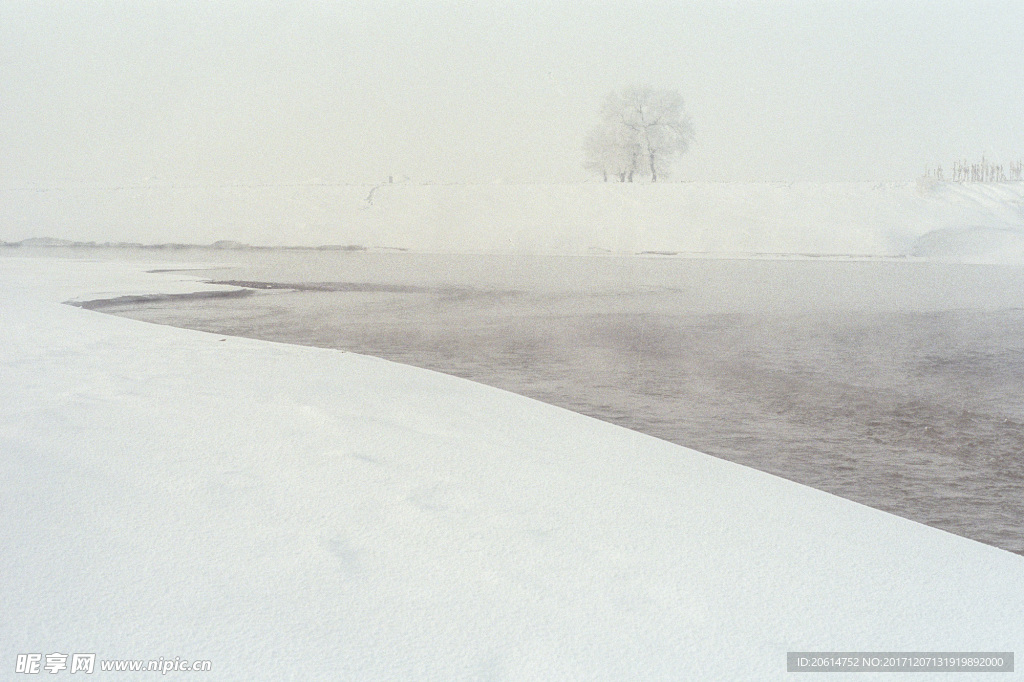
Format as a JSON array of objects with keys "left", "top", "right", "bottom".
[{"left": 2, "top": 0, "right": 1023, "bottom": 186}]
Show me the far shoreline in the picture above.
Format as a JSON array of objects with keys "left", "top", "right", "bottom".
[{"left": 1, "top": 239, "right": 927, "bottom": 263}]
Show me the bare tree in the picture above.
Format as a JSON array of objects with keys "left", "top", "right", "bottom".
[{"left": 584, "top": 86, "right": 694, "bottom": 182}]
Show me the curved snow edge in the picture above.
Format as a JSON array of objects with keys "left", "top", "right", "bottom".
[{"left": 2, "top": 257, "right": 1022, "bottom": 681}]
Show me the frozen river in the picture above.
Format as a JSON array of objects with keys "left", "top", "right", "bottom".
[{"left": 23, "top": 247, "right": 1024, "bottom": 554}]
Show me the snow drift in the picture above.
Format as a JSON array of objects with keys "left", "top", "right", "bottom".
[
  {"left": 911, "top": 225, "right": 1024, "bottom": 263},
  {"left": 4, "top": 181, "right": 1024, "bottom": 259},
  {"left": 2, "top": 256, "right": 1023, "bottom": 680}
]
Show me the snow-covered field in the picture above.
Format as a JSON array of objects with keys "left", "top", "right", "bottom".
[
  {"left": 2, "top": 256, "right": 1023, "bottom": 679},
  {"left": 5, "top": 181, "right": 1024, "bottom": 259}
]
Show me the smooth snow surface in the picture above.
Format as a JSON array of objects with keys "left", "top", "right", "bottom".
[{"left": 2, "top": 258, "right": 1023, "bottom": 680}]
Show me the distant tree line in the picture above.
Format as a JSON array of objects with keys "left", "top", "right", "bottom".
[{"left": 924, "top": 156, "right": 1024, "bottom": 182}]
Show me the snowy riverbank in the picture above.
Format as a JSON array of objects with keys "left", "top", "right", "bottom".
[
  {"left": 4, "top": 181, "right": 1024, "bottom": 260},
  {"left": 2, "top": 257, "right": 1023, "bottom": 680}
]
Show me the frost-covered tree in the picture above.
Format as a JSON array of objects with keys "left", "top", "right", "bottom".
[
  {"left": 583, "top": 122, "right": 643, "bottom": 182},
  {"left": 584, "top": 86, "right": 694, "bottom": 182}
]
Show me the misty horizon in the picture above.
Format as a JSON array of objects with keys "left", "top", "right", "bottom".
[{"left": 3, "top": 0, "right": 1024, "bottom": 190}]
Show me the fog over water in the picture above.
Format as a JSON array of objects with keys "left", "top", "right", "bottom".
[{"left": 40, "top": 248, "right": 1024, "bottom": 555}]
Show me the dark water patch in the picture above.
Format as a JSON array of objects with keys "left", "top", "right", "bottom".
[
  {"left": 68, "top": 288, "right": 255, "bottom": 310},
  {"left": 146, "top": 267, "right": 221, "bottom": 273},
  {"left": 211, "top": 279, "right": 435, "bottom": 293},
  {"left": 207, "top": 279, "right": 521, "bottom": 298}
]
